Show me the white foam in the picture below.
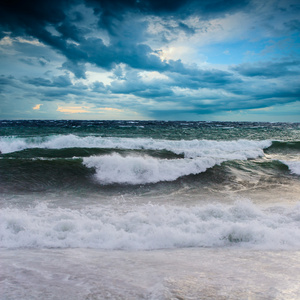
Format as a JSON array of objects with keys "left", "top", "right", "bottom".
[
  {"left": 1, "top": 201, "right": 300, "bottom": 250},
  {"left": 281, "top": 160, "right": 300, "bottom": 175},
  {"left": 0, "top": 135, "right": 271, "bottom": 158},
  {"left": 0, "top": 136, "right": 29, "bottom": 154},
  {"left": 83, "top": 154, "right": 222, "bottom": 184},
  {"left": 81, "top": 138, "right": 270, "bottom": 184},
  {"left": 0, "top": 135, "right": 271, "bottom": 184}
]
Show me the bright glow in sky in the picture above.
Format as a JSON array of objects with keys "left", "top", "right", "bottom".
[{"left": 0, "top": 0, "right": 299, "bottom": 121}]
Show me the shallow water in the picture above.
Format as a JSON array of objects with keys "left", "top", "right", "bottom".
[{"left": 2, "top": 248, "right": 300, "bottom": 299}]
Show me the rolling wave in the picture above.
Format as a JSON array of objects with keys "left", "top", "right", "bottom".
[
  {"left": 1, "top": 135, "right": 298, "bottom": 188},
  {"left": 1, "top": 135, "right": 298, "bottom": 187},
  {"left": 0, "top": 156, "right": 295, "bottom": 192},
  {"left": 265, "top": 141, "right": 300, "bottom": 154},
  {"left": 0, "top": 134, "right": 271, "bottom": 157},
  {"left": 83, "top": 154, "right": 223, "bottom": 184}
]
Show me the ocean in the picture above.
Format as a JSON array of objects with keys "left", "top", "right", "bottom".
[{"left": 1, "top": 120, "right": 300, "bottom": 299}]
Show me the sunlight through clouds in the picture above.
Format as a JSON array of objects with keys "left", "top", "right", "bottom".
[
  {"left": 33, "top": 104, "right": 43, "bottom": 110},
  {"left": 57, "top": 106, "right": 91, "bottom": 114}
]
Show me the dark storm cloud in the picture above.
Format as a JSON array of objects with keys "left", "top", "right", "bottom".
[
  {"left": 85, "top": 0, "right": 250, "bottom": 23},
  {"left": 0, "top": 73, "right": 89, "bottom": 104},
  {"left": 252, "top": 85, "right": 300, "bottom": 102},
  {"left": 92, "top": 81, "right": 107, "bottom": 93},
  {"left": 1, "top": 0, "right": 299, "bottom": 121},
  {"left": 284, "top": 19, "right": 300, "bottom": 31},
  {"left": 19, "top": 58, "right": 35, "bottom": 66},
  {"left": 1, "top": 0, "right": 76, "bottom": 26},
  {"left": 232, "top": 60, "right": 300, "bottom": 78},
  {"left": 0, "top": 0, "right": 75, "bottom": 39},
  {"left": 0, "top": 0, "right": 251, "bottom": 77},
  {"left": 61, "top": 61, "right": 87, "bottom": 79},
  {"left": 167, "top": 61, "right": 241, "bottom": 88},
  {"left": 23, "top": 75, "right": 73, "bottom": 87},
  {"left": 78, "top": 36, "right": 167, "bottom": 71},
  {"left": 107, "top": 63, "right": 240, "bottom": 100},
  {"left": 0, "top": 75, "right": 20, "bottom": 92},
  {"left": 42, "top": 87, "right": 86, "bottom": 98},
  {"left": 38, "top": 57, "right": 50, "bottom": 66},
  {"left": 109, "top": 76, "right": 173, "bottom": 98},
  {"left": 56, "top": 21, "right": 83, "bottom": 43}
]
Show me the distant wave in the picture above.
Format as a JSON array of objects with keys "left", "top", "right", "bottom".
[
  {"left": 1, "top": 201, "right": 300, "bottom": 250},
  {"left": 0, "top": 134, "right": 271, "bottom": 157}
]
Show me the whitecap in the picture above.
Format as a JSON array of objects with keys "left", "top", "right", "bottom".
[{"left": 281, "top": 160, "right": 300, "bottom": 175}]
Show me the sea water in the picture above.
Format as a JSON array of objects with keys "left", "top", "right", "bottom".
[{"left": 0, "top": 120, "right": 300, "bottom": 299}]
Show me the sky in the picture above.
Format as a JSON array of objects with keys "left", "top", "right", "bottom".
[{"left": 0, "top": 0, "right": 299, "bottom": 121}]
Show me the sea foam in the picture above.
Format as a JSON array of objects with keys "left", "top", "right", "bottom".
[
  {"left": 0, "top": 134, "right": 271, "bottom": 157},
  {"left": 81, "top": 138, "right": 270, "bottom": 184},
  {"left": 83, "top": 154, "right": 222, "bottom": 184},
  {"left": 1, "top": 201, "right": 300, "bottom": 250},
  {"left": 0, "top": 135, "right": 272, "bottom": 184}
]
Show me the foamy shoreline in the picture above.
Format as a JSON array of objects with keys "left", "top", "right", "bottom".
[{"left": 1, "top": 248, "right": 300, "bottom": 299}]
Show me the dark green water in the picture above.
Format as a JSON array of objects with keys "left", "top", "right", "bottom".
[
  {"left": 0, "top": 120, "right": 299, "bottom": 195},
  {"left": 1, "top": 120, "right": 299, "bottom": 140}
]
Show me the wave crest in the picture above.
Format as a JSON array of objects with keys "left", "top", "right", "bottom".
[
  {"left": 0, "top": 134, "right": 271, "bottom": 157},
  {"left": 281, "top": 160, "right": 300, "bottom": 175},
  {"left": 83, "top": 154, "right": 220, "bottom": 184}
]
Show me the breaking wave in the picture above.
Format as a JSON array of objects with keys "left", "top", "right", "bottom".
[
  {"left": 281, "top": 160, "right": 300, "bottom": 175},
  {"left": 1, "top": 201, "right": 300, "bottom": 250},
  {"left": 0, "top": 134, "right": 271, "bottom": 158},
  {"left": 2, "top": 135, "right": 298, "bottom": 186},
  {"left": 83, "top": 154, "right": 222, "bottom": 184}
]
